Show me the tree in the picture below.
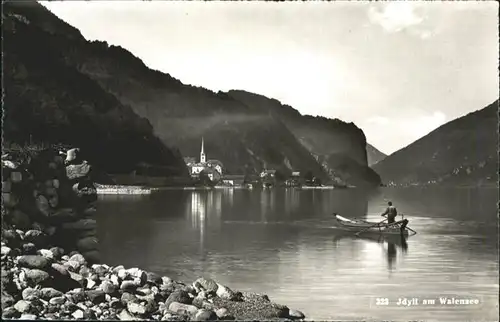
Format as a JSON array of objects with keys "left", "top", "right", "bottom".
[
  {"left": 198, "top": 169, "right": 216, "bottom": 187},
  {"left": 274, "top": 170, "right": 287, "bottom": 182}
]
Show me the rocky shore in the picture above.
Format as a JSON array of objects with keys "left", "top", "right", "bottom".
[{"left": 1, "top": 147, "right": 306, "bottom": 320}]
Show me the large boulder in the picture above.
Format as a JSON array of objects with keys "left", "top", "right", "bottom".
[
  {"left": 168, "top": 302, "right": 198, "bottom": 317},
  {"left": 25, "top": 268, "right": 51, "bottom": 286},
  {"left": 192, "top": 277, "right": 218, "bottom": 294},
  {"left": 66, "top": 162, "right": 91, "bottom": 181},
  {"left": 18, "top": 255, "right": 51, "bottom": 270},
  {"left": 165, "top": 289, "right": 192, "bottom": 308}
]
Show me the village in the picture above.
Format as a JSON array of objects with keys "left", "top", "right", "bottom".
[{"left": 183, "top": 138, "right": 326, "bottom": 189}]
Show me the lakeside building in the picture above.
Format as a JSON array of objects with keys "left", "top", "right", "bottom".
[
  {"left": 260, "top": 169, "right": 277, "bottom": 188},
  {"left": 285, "top": 171, "right": 302, "bottom": 187},
  {"left": 221, "top": 175, "right": 246, "bottom": 187},
  {"left": 184, "top": 138, "right": 224, "bottom": 181}
]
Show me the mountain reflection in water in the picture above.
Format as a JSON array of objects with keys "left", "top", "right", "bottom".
[{"left": 96, "top": 187, "right": 498, "bottom": 321}]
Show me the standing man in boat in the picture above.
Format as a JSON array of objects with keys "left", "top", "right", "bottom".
[{"left": 381, "top": 201, "right": 398, "bottom": 224}]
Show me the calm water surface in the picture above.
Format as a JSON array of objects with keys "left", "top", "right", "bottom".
[{"left": 96, "top": 187, "right": 499, "bottom": 321}]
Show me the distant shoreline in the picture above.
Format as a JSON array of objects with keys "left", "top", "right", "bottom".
[
  {"left": 96, "top": 184, "right": 349, "bottom": 194},
  {"left": 96, "top": 182, "right": 496, "bottom": 195},
  {"left": 381, "top": 183, "right": 497, "bottom": 189}
]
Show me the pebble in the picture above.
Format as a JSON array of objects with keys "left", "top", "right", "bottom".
[
  {"left": 22, "top": 242, "right": 37, "bottom": 255},
  {"left": 117, "top": 269, "right": 129, "bottom": 280},
  {"left": 86, "top": 290, "right": 106, "bottom": 304},
  {"left": 110, "top": 299, "right": 122, "bottom": 310},
  {"left": 50, "top": 247, "right": 65, "bottom": 259},
  {"left": 128, "top": 302, "right": 147, "bottom": 315},
  {"left": 86, "top": 278, "right": 96, "bottom": 289},
  {"left": 64, "top": 260, "right": 81, "bottom": 271},
  {"left": 118, "top": 308, "right": 138, "bottom": 320},
  {"left": 120, "top": 280, "right": 137, "bottom": 292},
  {"left": 194, "top": 309, "right": 218, "bottom": 321},
  {"left": 168, "top": 302, "right": 198, "bottom": 316},
  {"left": 216, "top": 307, "right": 231, "bottom": 319},
  {"left": 49, "top": 296, "right": 66, "bottom": 305},
  {"left": 287, "top": 309, "right": 303, "bottom": 318},
  {"left": 99, "top": 280, "right": 117, "bottom": 294},
  {"left": 18, "top": 255, "right": 50, "bottom": 270},
  {"left": 38, "top": 249, "right": 54, "bottom": 260},
  {"left": 25, "top": 268, "right": 50, "bottom": 285},
  {"left": 69, "top": 254, "right": 86, "bottom": 266},
  {"left": 121, "top": 292, "right": 137, "bottom": 304},
  {"left": 14, "top": 300, "right": 31, "bottom": 313},
  {"left": 20, "top": 313, "right": 38, "bottom": 320},
  {"left": 72, "top": 309, "right": 84, "bottom": 319},
  {"left": 40, "top": 288, "right": 63, "bottom": 299},
  {"left": 110, "top": 274, "right": 120, "bottom": 286},
  {"left": 93, "top": 265, "right": 108, "bottom": 276},
  {"left": 51, "top": 263, "right": 69, "bottom": 276},
  {"left": 1, "top": 246, "right": 12, "bottom": 256},
  {"left": 22, "top": 287, "right": 41, "bottom": 300}
]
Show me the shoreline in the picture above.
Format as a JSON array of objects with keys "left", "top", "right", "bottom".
[
  {"left": 95, "top": 184, "right": 348, "bottom": 194},
  {"left": 1, "top": 148, "right": 306, "bottom": 321},
  {"left": 94, "top": 182, "right": 496, "bottom": 196},
  {"left": 1, "top": 229, "right": 305, "bottom": 321}
]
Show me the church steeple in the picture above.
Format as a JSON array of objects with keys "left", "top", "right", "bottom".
[{"left": 200, "top": 137, "right": 206, "bottom": 163}]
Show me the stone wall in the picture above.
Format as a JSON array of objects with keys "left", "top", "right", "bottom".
[{"left": 2, "top": 147, "right": 99, "bottom": 262}]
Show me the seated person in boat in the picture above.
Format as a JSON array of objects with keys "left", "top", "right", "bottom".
[{"left": 381, "top": 201, "right": 398, "bottom": 223}]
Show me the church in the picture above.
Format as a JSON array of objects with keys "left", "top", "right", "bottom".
[{"left": 184, "top": 138, "right": 224, "bottom": 181}]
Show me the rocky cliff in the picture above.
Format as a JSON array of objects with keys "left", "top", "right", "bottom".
[
  {"left": 4, "top": 1, "right": 380, "bottom": 186},
  {"left": 373, "top": 100, "right": 498, "bottom": 186},
  {"left": 366, "top": 144, "right": 387, "bottom": 166},
  {"left": 2, "top": 1, "right": 188, "bottom": 178},
  {"left": 227, "top": 91, "right": 381, "bottom": 186}
]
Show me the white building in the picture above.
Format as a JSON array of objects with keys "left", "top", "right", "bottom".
[{"left": 185, "top": 138, "right": 224, "bottom": 180}]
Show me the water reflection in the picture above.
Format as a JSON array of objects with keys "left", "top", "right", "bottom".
[
  {"left": 284, "top": 188, "right": 300, "bottom": 213},
  {"left": 96, "top": 188, "right": 498, "bottom": 321},
  {"left": 332, "top": 233, "right": 409, "bottom": 271}
]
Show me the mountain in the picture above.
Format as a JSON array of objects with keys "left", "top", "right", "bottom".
[
  {"left": 3, "top": 1, "right": 380, "bottom": 186},
  {"left": 3, "top": 1, "right": 189, "bottom": 178},
  {"left": 226, "top": 91, "right": 381, "bottom": 187},
  {"left": 373, "top": 100, "right": 498, "bottom": 186},
  {"left": 366, "top": 144, "right": 387, "bottom": 166}
]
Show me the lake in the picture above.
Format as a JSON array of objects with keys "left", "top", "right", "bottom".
[{"left": 95, "top": 187, "right": 499, "bottom": 321}]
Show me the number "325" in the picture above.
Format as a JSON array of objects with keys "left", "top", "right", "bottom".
[{"left": 376, "top": 298, "right": 389, "bottom": 305}]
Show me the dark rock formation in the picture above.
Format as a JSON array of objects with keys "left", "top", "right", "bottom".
[{"left": 373, "top": 100, "right": 498, "bottom": 186}]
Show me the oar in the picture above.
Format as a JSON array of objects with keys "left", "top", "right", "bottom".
[
  {"left": 398, "top": 215, "right": 418, "bottom": 235},
  {"left": 355, "top": 218, "right": 387, "bottom": 236},
  {"left": 406, "top": 226, "right": 417, "bottom": 235}
]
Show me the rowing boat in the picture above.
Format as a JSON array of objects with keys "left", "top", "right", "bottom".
[{"left": 332, "top": 214, "right": 415, "bottom": 236}]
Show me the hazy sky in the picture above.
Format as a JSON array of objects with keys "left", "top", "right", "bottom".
[{"left": 41, "top": 1, "right": 498, "bottom": 155}]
